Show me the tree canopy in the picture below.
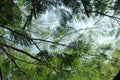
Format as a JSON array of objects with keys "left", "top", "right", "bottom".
[{"left": 0, "top": 0, "right": 120, "bottom": 80}]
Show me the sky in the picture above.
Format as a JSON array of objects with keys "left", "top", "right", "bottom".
[{"left": 29, "top": 4, "right": 120, "bottom": 57}]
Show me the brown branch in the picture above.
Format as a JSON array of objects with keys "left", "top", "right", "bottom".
[
  {"left": 0, "top": 25, "right": 97, "bottom": 50},
  {"left": 0, "top": 25, "right": 70, "bottom": 48},
  {"left": 31, "top": 40, "right": 42, "bottom": 52},
  {"left": 31, "top": 38, "right": 83, "bottom": 50},
  {"left": 0, "top": 25, "right": 90, "bottom": 50},
  {"left": 81, "top": 0, "right": 89, "bottom": 17},
  {"left": 1, "top": 36, "right": 42, "bottom": 46},
  {"left": 90, "top": 11, "right": 120, "bottom": 20},
  {"left": 31, "top": 38, "right": 68, "bottom": 47},
  {"left": 0, "top": 25, "right": 42, "bottom": 52},
  {"left": 1, "top": 48, "right": 26, "bottom": 74},
  {"left": 0, "top": 43, "right": 64, "bottom": 74},
  {"left": 0, "top": 43, "right": 44, "bottom": 62}
]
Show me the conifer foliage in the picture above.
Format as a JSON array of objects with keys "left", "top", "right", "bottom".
[{"left": 0, "top": 0, "right": 120, "bottom": 80}]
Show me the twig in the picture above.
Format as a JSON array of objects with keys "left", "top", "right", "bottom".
[
  {"left": 31, "top": 40, "right": 42, "bottom": 52},
  {"left": 90, "top": 11, "right": 120, "bottom": 21},
  {"left": 9, "top": 55, "right": 38, "bottom": 65},
  {"left": 31, "top": 38, "right": 68, "bottom": 47}
]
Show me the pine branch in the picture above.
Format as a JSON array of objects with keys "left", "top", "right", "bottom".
[
  {"left": 31, "top": 38, "right": 68, "bottom": 47},
  {"left": 9, "top": 55, "right": 38, "bottom": 65},
  {"left": 0, "top": 43, "right": 43, "bottom": 62},
  {"left": 0, "top": 26, "right": 77, "bottom": 50},
  {"left": 0, "top": 25, "right": 42, "bottom": 51},
  {"left": 1, "top": 48, "right": 26, "bottom": 74}
]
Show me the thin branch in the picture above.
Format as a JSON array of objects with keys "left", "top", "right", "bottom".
[
  {"left": 0, "top": 43, "right": 67, "bottom": 73},
  {"left": 0, "top": 25, "right": 97, "bottom": 51},
  {"left": 81, "top": 0, "right": 89, "bottom": 17},
  {"left": 9, "top": 55, "right": 38, "bottom": 65},
  {"left": 90, "top": 11, "right": 120, "bottom": 20},
  {"left": 0, "top": 43, "right": 43, "bottom": 62},
  {"left": 1, "top": 36, "right": 41, "bottom": 46},
  {"left": 0, "top": 25, "right": 69, "bottom": 48},
  {"left": 1, "top": 48, "right": 26, "bottom": 74},
  {"left": 1, "top": 24, "right": 118, "bottom": 61},
  {"left": 0, "top": 43, "right": 53, "bottom": 68},
  {"left": 0, "top": 25, "right": 18, "bottom": 33},
  {"left": 0, "top": 25, "right": 42, "bottom": 51},
  {"left": 30, "top": 27, "right": 101, "bottom": 49},
  {"left": 92, "top": 0, "right": 119, "bottom": 11},
  {"left": 31, "top": 38, "right": 69, "bottom": 47},
  {"left": 31, "top": 40, "right": 42, "bottom": 52}
]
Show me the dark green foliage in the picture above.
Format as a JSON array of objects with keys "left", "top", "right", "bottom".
[
  {"left": 94, "top": 0, "right": 108, "bottom": 12},
  {"left": 0, "top": 0, "right": 22, "bottom": 26},
  {"left": 114, "top": 0, "right": 120, "bottom": 15}
]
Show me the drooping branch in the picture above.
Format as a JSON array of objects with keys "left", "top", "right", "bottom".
[
  {"left": 31, "top": 38, "right": 68, "bottom": 47},
  {"left": 0, "top": 26, "right": 69, "bottom": 48},
  {"left": 0, "top": 43, "right": 43, "bottom": 62},
  {"left": 0, "top": 25, "right": 42, "bottom": 52},
  {"left": 1, "top": 48, "right": 26, "bottom": 74}
]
